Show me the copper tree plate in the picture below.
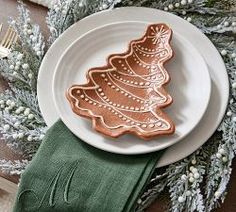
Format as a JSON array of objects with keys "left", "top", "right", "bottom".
[{"left": 66, "top": 23, "right": 175, "bottom": 140}]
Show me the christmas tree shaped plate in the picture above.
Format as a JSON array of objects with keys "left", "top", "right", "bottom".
[{"left": 53, "top": 21, "right": 211, "bottom": 154}]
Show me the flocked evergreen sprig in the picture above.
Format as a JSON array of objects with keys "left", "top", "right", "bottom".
[{"left": 0, "top": 0, "right": 236, "bottom": 211}]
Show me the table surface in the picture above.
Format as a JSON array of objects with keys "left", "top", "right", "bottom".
[{"left": 1, "top": 0, "right": 236, "bottom": 211}]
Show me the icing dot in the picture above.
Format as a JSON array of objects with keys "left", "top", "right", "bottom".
[
  {"left": 134, "top": 82, "right": 138, "bottom": 85},
  {"left": 145, "top": 82, "right": 150, "bottom": 85},
  {"left": 139, "top": 82, "right": 144, "bottom": 85},
  {"left": 109, "top": 101, "right": 112, "bottom": 104},
  {"left": 116, "top": 88, "right": 120, "bottom": 91},
  {"left": 136, "top": 123, "right": 141, "bottom": 126},
  {"left": 115, "top": 112, "right": 118, "bottom": 115},
  {"left": 100, "top": 92, "right": 105, "bottom": 96},
  {"left": 156, "top": 122, "right": 162, "bottom": 127},
  {"left": 103, "top": 96, "right": 108, "bottom": 100},
  {"left": 113, "top": 103, "right": 117, "bottom": 106},
  {"left": 108, "top": 107, "right": 111, "bottom": 110},
  {"left": 89, "top": 100, "right": 92, "bottom": 104},
  {"left": 125, "top": 106, "right": 129, "bottom": 109},
  {"left": 117, "top": 104, "right": 120, "bottom": 107},
  {"left": 118, "top": 115, "right": 122, "bottom": 118},
  {"left": 136, "top": 99, "right": 140, "bottom": 102},
  {"left": 122, "top": 117, "right": 127, "bottom": 121},
  {"left": 101, "top": 74, "right": 106, "bottom": 78},
  {"left": 98, "top": 88, "right": 102, "bottom": 92},
  {"left": 80, "top": 95, "right": 85, "bottom": 98},
  {"left": 126, "top": 120, "right": 130, "bottom": 123},
  {"left": 111, "top": 85, "right": 115, "bottom": 89},
  {"left": 121, "top": 105, "right": 124, "bottom": 108},
  {"left": 135, "top": 108, "right": 140, "bottom": 111},
  {"left": 98, "top": 105, "right": 102, "bottom": 108},
  {"left": 131, "top": 121, "right": 135, "bottom": 124},
  {"left": 130, "top": 107, "right": 134, "bottom": 110},
  {"left": 124, "top": 93, "right": 128, "bottom": 96},
  {"left": 104, "top": 79, "right": 108, "bottom": 82},
  {"left": 118, "top": 60, "right": 122, "bottom": 63},
  {"left": 108, "top": 82, "right": 112, "bottom": 86},
  {"left": 142, "top": 124, "right": 147, "bottom": 128},
  {"left": 93, "top": 102, "right": 97, "bottom": 105},
  {"left": 85, "top": 98, "right": 89, "bottom": 101},
  {"left": 76, "top": 90, "right": 81, "bottom": 94},
  {"left": 120, "top": 91, "right": 124, "bottom": 94},
  {"left": 149, "top": 124, "right": 154, "bottom": 128},
  {"left": 132, "top": 97, "right": 136, "bottom": 100}
]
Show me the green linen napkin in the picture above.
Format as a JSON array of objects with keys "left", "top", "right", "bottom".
[{"left": 13, "top": 120, "right": 164, "bottom": 212}]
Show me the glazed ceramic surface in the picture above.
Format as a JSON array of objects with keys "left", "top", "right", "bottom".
[
  {"left": 67, "top": 24, "right": 175, "bottom": 139},
  {"left": 53, "top": 21, "right": 211, "bottom": 154}
]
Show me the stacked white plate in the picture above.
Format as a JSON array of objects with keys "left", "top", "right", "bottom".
[{"left": 37, "top": 7, "right": 229, "bottom": 167}]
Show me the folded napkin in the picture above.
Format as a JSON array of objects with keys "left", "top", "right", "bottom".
[{"left": 13, "top": 120, "right": 164, "bottom": 212}]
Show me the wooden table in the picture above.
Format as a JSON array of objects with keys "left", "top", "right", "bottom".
[{"left": 1, "top": 0, "right": 236, "bottom": 211}]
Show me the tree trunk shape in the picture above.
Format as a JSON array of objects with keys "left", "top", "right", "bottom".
[{"left": 67, "top": 23, "right": 175, "bottom": 140}]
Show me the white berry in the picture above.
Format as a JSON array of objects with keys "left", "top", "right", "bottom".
[
  {"left": 18, "top": 133, "right": 24, "bottom": 139},
  {"left": 22, "top": 64, "right": 29, "bottom": 69},
  {"left": 227, "top": 111, "right": 232, "bottom": 116},
  {"left": 168, "top": 4, "right": 174, "bottom": 10},
  {"left": 189, "top": 177, "right": 195, "bottom": 183},
  {"left": 164, "top": 7, "right": 168, "bottom": 11},
  {"left": 17, "top": 54, "right": 23, "bottom": 60},
  {"left": 191, "top": 159, "right": 196, "bottom": 165},
  {"left": 222, "top": 157, "right": 228, "bottom": 162},
  {"left": 189, "top": 166, "right": 194, "bottom": 171},
  {"left": 181, "top": 0, "right": 187, "bottom": 5},
  {"left": 3, "top": 124, "right": 10, "bottom": 131},
  {"left": 6, "top": 100, "right": 11, "bottom": 105},
  {"left": 27, "top": 136, "right": 33, "bottom": 141},
  {"left": 192, "top": 168, "right": 198, "bottom": 173},
  {"left": 194, "top": 173, "right": 200, "bottom": 179},
  {"left": 216, "top": 153, "right": 222, "bottom": 158},
  {"left": 232, "top": 22, "right": 236, "bottom": 27},
  {"left": 187, "top": 17, "right": 192, "bottom": 22},
  {"left": 232, "top": 82, "right": 236, "bottom": 89},
  {"left": 178, "top": 196, "right": 185, "bottom": 203},
  {"left": 175, "top": 3, "right": 180, "bottom": 7},
  {"left": 16, "top": 61, "right": 21, "bottom": 66},
  {"left": 10, "top": 65, "right": 14, "bottom": 70},
  {"left": 36, "top": 51, "right": 41, "bottom": 56},
  {"left": 13, "top": 72, "right": 17, "bottom": 76},
  {"left": 27, "top": 29, "right": 32, "bottom": 35},
  {"left": 28, "top": 114, "right": 34, "bottom": 119},
  {"left": 232, "top": 117, "right": 236, "bottom": 122},
  {"left": 182, "top": 10, "right": 186, "bottom": 15},
  {"left": 221, "top": 49, "right": 227, "bottom": 56},
  {"left": 181, "top": 174, "right": 187, "bottom": 181},
  {"left": 0, "top": 100, "right": 4, "bottom": 104},
  {"left": 217, "top": 25, "right": 222, "bottom": 29},
  {"left": 224, "top": 21, "right": 229, "bottom": 27},
  {"left": 24, "top": 108, "right": 30, "bottom": 116},
  {"left": 219, "top": 148, "right": 226, "bottom": 155},
  {"left": 231, "top": 53, "right": 236, "bottom": 58},
  {"left": 214, "top": 191, "right": 221, "bottom": 198},
  {"left": 14, "top": 65, "right": 19, "bottom": 70},
  {"left": 188, "top": 0, "right": 193, "bottom": 3},
  {"left": 28, "top": 73, "right": 33, "bottom": 79}
]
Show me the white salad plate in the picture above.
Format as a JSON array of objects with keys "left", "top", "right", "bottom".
[
  {"left": 52, "top": 21, "right": 211, "bottom": 155},
  {"left": 38, "top": 7, "right": 229, "bottom": 167}
]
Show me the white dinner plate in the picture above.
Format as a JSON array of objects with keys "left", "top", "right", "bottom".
[
  {"left": 53, "top": 21, "right": 211, "bottom": 154},
  {"left": 38, "top": 7, "right": 229, "bottom": 166}
]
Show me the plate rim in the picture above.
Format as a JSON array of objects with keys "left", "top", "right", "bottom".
[
  {"left": 37, "top": 7, "right": 228, "bottom": 167},
  {"left": 52, "top": 21, "right": 212, "bottom": 155}
]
